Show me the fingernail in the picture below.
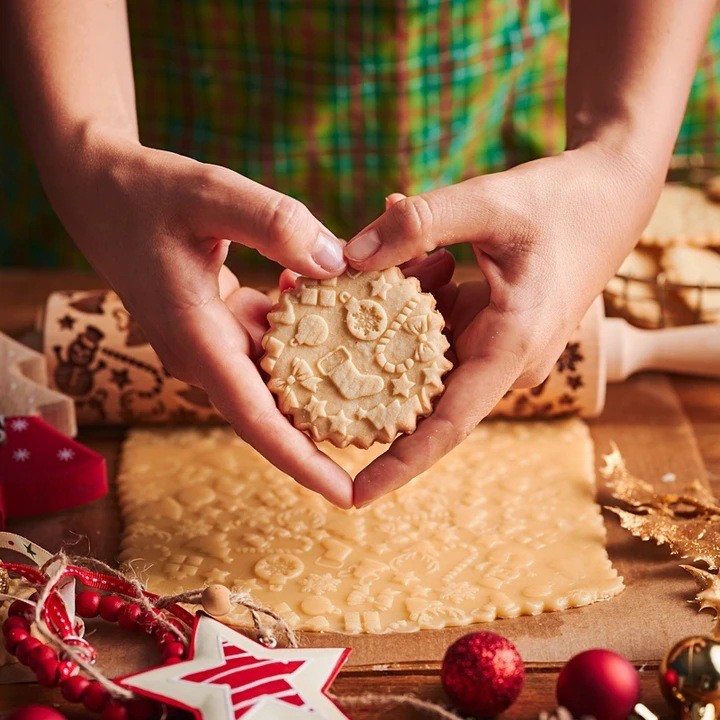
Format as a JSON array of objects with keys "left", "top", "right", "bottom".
[
  {"left": 312, "top": 232, "right": 347, "bottom": 273},
  {"left": 345, "top": 229, "right": 381, "bottom": 262}
]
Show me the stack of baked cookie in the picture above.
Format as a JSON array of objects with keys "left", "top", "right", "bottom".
[{"left": 606, "top": 181, "right": 720, "bottom": 327}]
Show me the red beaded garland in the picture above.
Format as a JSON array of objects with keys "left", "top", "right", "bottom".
[{"left": 2, "top": 590, "right": 188, "bottom": 718}]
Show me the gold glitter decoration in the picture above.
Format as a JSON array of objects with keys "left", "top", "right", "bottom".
[
  {"left": 603, "top": 446, "right": 720, "bottom": 570},
  {"left": 681, "top": 566, "right": 720, "bottom": 635},
  {"left": 0, "top": 566, "right": 9, "bottom": 595}
]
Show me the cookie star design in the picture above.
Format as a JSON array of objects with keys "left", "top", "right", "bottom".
[
  {"left": 304, "top": 396, "right": 328, "bottom": 421},
  {"left": 369, "top": 273, "right": 392, "bottom": 300},
  {"left": 390, "top": 373, "right": 415, "bottom": 398},
  {"left": 422, "top": 362, "right": 445, "bottom": 389},
  {"left": 328, "top": 410, "right": 352, "bottom": 435}
]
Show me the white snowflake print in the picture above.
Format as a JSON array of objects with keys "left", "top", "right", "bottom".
[
  {"left": 299, "top": 573, "right": 341, "bottom": 595},
  {"left": 440, "top": 582, "right": 479, "bottom": 604},
  {"left": 13, "top": 448, "right": 30, "bottom": 462},
  {"left": 57, "top": 448, "right": 75, "bottom": 462},
  {"left": 9, "top": 418, "right": 29, "bottom": 432}
]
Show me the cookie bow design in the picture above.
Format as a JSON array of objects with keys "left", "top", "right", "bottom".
[
  {"left": 268, "top": 359, "right": 321, "bottom": 409},
  {"left": 403, "top": 316, "right": 437, "bottom": 362}
]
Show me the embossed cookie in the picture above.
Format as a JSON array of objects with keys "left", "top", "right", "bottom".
[
  {"left": 661, "top": 246, "right": 720, "bottom": 322},
  {"left": 261, "top": 268, "right": 452, "bottom": 448},
  {"left": 641, "top": 185, "right": 720, "bottom": 247},
  {"left": 605, "top": 248, "right": 663, "bottom": 327}
]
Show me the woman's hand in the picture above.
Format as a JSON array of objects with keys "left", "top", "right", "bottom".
[
  {"left": 345, "top": 144, "right": 661, "bottom": 506},
  {"left": 51, "top": 136, "right": 355, "bottom": 507}
]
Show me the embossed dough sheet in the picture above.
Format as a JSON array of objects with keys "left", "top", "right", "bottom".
[{"left": 115, "top": 376, "right": 713, "bottom": 667}]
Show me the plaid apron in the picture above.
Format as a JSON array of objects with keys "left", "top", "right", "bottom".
[{"left": 2, "top": 0, "right": 719, "bottom": 267}]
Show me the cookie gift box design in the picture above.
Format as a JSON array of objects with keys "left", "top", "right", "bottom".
[{"left": 42, "top": 284, "right": 720, "bottom": 427}]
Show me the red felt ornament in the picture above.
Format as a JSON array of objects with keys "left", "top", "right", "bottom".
[
  {"left": 6, "top": 706, "right": 68, "bottom": 720},
  {"left": 0, "top": 416, "right": 107, "bottom": 527},
  {"left": 440, "top": 631, "right": 525, "bottom": 718},
  {"left": 556, "top": 649, "right": 640, "bottom": 720}
]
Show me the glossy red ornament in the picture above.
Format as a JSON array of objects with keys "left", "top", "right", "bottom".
[
  {"left": 441, "top": 631, "right": 525, "bottom": 718},
  {"left": 556, "top": 648, "right": 640, "bottom": 720},
  {"left": 6, "top": 706, "right": 68, "bottom": 720}
]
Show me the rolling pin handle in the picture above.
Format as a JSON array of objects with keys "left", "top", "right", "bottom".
[{"left": 604, "top": 318, "right": 720, "bottom": 382}]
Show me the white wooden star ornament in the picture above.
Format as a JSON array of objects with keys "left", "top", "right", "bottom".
[{"left": 120, "top": 613, "right": 351, "bottom": 720}]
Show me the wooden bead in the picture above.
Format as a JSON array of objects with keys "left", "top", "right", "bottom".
[
  {"left": 36, "top": 658, "right": 60, "bottom": 688},
  {"left": 82, "top": 682, "right": 110, "bottom": 713},
  {"left": 16, "top": 637, "right": 42, "bottom": 664},
  {"left": 60, "top": 675, "right": 90, "bottom": 703},
  {"left": 99, "top": 596, "right": 125, "bottom": 623},
  {"left": 102, "top": 699, "right": 129, "bottom": 720},
  {"left": 76, "top": 590, "right": 102, "bottom": 618},
  {"left": 3, "top": 616, "right": 30, "bottom": 635},
  {"left": 117, "top": 603, "right": 142, "bottom": 631},
  {"left": 201, "top": 584, "right": 233, "bottom": 617},
  {"left": 4, "top": 626, "right": 30, "bottom": 654},
  {"left": 161, "top": 641, "right": 185, "bottom": 660}
]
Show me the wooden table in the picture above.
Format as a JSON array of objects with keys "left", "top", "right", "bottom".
[{"left": 1, "top": 269, "right": 719, "bottom": 719}]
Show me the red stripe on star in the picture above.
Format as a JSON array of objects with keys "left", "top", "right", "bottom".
[{"left": 180, "top": 640, "right": 308, "bottom": 718}]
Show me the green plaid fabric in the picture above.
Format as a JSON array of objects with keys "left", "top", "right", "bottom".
[{"left": 2, "top": 1, "right": 720, "bottom": 267}]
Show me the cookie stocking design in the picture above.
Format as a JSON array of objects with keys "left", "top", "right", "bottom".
[{"left": 317, "top": 347, "right": 384, "bottom": 399}]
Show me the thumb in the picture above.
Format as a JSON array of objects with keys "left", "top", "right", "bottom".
[
  {"left": 194, "top": 164, "right": 346, "bottom": 277},
  {"left": 344, "top": 177, "right": 505, "bottom": 270}
]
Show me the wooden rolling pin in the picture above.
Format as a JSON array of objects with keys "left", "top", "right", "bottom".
[
  {"left": 493, "top": 296, "right": 720, "bottom": 419},
  {"left": 39, "top": 290, "right": 720, "bottom": 425}
]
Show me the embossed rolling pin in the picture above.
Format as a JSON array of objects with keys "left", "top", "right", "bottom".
[
  {"left": 41, "top": 289, "right": 720, "bottom": 426},
  {"left": 494, "top": 296, "right": 720, "bottom": 419}
]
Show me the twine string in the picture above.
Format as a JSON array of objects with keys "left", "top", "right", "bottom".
[
  {"left": 2, "top": 552, "right": 469, "bottom": 719},
  {"left": 35, "top": 554, "right": 135, "bottom": 701},
  {"left": 1, "top": 550, "right": 298, "bottom": 700},
  {"left": 332, "top": 692, "right": 462, "bottom": 719}
]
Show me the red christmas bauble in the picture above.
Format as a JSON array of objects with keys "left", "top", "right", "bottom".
[
  {"left": 441, "top": 631, "right": 525, "bottom": 718},
  {"left": 556, "top": 649, "right": 640, "bottom": 720},
  {"left": 6, "top": 706, "right": 68, "bottom": 720}
]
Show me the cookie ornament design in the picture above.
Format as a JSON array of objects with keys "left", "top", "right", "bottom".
[{"left": 261, "top": 268, "right": 452, "bottom": 448}]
